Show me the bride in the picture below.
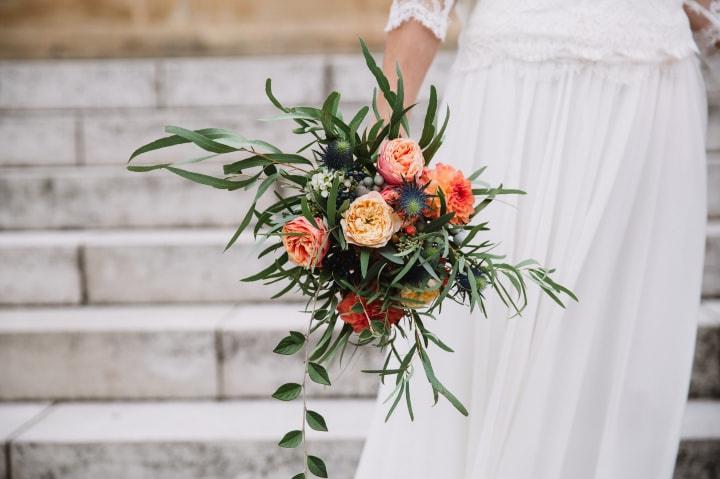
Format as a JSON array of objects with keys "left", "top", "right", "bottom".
[{"left": 355, "top": 1, "right": 710, "bottom": 478}]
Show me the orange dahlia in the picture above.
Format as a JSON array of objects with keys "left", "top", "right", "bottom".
[{"left": 424, "top": 163, "right": 475, "bottom": 225}]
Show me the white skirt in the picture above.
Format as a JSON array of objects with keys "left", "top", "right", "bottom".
[{"left": 355, "top": 57, "right": 708, "bottom": 479}]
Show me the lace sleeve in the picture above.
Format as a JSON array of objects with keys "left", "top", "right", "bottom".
[{"left": 385, "top": 0, "right": 456, "bottom": 41}]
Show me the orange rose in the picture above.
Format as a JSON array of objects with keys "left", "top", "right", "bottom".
[
  {"left": 281, "top": 217, "right": 329, "bottom": 268},
  {"left": 377, "top": 138, "right": 424, "bottom": 185},
  {"left": 337, "top": 292, "right": 405, "bottom": 333},
  {"left": 424, "top": 163, "right": 475, "bottom": 225}
]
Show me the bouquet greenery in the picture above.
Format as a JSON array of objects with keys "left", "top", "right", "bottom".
[{"left": 128, "top": 40, "right": 576, "bottom": 479}]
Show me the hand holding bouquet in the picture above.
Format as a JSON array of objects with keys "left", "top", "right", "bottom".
[{"left": 128, "top": 40, "right": 576, "bottom": 479}]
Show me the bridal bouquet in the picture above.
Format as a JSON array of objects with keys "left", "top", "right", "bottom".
[{"left": 128, "top": 40, "right": 576, "bottom": 479}]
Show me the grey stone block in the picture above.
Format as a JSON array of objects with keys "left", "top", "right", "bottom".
[
  {"left": 709, "top": 108, "right": 720, "bottom": 151},
  {"left": 0, "top": 60, "right": 157, "bottom": 109},
  {"left": 219, "top": 305, "right": 380, "bottom": 399},
  {"left": 690, "top": 303, "right": 720, "bottom": 398},
  {"left": 0, "top": 306, "right": 229, "bottom": 400},
  {"left": 5, "top": 400, "right": 719, "bottom": 479},
  {"left": 0, "top": 402, "right": 49, "bottom": 479},
  {"left": 0, "top": 166, "right": 259, "bottom": 229},
  {"left": 0, "top": 241, "right": 80, "bottom": 305},
  {"left": 81, "top": 106, "right": 304, "bottom": 165},
  {"left": 161, "top": 56, "right": 326, "bottom": 107},
  {"left": 709, "top": 156, "right": 719, "bottom": 218},
  {"left": 705, "top": 224, "right": 719, "bottom": 298},
  {"left": 0, "top": 113, "right": 77, "bottom": 166},
  {"left": 674, "top": 440, "right": 720, "bottom": 479},
  {"left": 10, "top": 400, "right": 371, "bottom": 479},
  {"left": 83, "top": 231, "right": 290, "bottom": 303}
]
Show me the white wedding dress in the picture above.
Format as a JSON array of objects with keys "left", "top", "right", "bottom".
[{"left": 355, "top": 1, "right": 708, "bottom": 478}]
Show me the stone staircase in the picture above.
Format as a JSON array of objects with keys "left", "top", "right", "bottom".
[{"left": 0, "top": 53, "right": 718, "bottom": 479}]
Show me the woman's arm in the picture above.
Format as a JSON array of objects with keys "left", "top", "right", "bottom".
[
  {"left": 685, "top": 0, "right": 714, "bottom": 32},
  {"left": 381, "top": 20, "right": 441, "bottom": 113}
]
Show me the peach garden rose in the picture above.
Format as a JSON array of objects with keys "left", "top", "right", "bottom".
[
  {"left": 376, "top": 138, "right": 425, "bottom": 185},
  {"left": 340, "top": 191, "right": 402, "bottom": 248},
  {"left": 281, "top": 216, "right": 329, "bottom": 268}
]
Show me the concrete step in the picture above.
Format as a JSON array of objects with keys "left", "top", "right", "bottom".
[
  {"left": 0, "top": 165, "right": 261, "bottom": 229},
  {"left": 1, "top": 158, "right": 717, "bottom": 230},
  {"left": 0, "top": 229, "right": 296, "bottom": 305},
  {"left": 0, "top": 402, "right": 50, "bottom": 479},
  {"left": 0, "top": 304, "right": 379, "bottom": 401},
  {"left": 0, "top": 303, "right": 717, "bottom": 402},
  {"left": 0, "top": 399, "right": 717, "bottom": 479},
  {"left": 1, "top": 225, "right": 719, "bottom": 306}
]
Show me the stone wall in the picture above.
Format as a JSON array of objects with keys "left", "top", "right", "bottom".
[{"left": 0, "top": 0, "right": 459, "bottom": 59}]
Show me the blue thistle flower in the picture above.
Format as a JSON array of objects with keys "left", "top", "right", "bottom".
[
  {"left": 321, "top": 140, "right": 353, "bottom": 170},
  {"left": 398, "top": 182, "right": 429, "bottom": 218},
  {"left": 458, "top": 266, "right": 490, "bottom": 291}
]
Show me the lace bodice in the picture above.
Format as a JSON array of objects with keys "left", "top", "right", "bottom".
[{"left": 386, "top": 0, "right": 700, "bottom": 67}]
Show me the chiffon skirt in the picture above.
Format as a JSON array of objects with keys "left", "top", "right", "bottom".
[{"left": 354, "top": 56, "right": 708, "bottom": 479}]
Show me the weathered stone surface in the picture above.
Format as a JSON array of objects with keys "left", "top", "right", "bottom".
[
  {"left": 0, "top": 306, "right": 230, "bottom": 400},
  {"left": 705, "top": 223, "right": 720, "bottom": 298},
  {"left": 5, "top": 400, "right": 719, "bottom": 478},
  {"left": 0, "top": 59, "right": 157, "bottom": 109},
  {"left": 709, "top": 156, "right": 719, "bottom": 218},
  {"left": 691, "top": 303, "right": 720, "bottom": 398},
  {"left": 0, "top": 0, "right": 400, "bottom": 59},
  {"left": 160, "top": 56, "right": 325, "bottom": 107},
  {"left": 0, "top": 113, "right": 77, "bottom": 166},
  {"left": 674, "top": 440, "right": 720, "bottom": 479},
  {"left": 10, "top": 400, "right": 371, "bottom": 479},
  {"left": 82, "top": 230, "right": 291, "bottom": 303},
  {"left": 219, "top": 305, "right": 381, "bottom": 399},
  {"left": 708, "top": 107, "right": 720, "bottom": 150},
  {"left": 676, "top": 400, "right": 720, "bottom": 478},
  {"left": 81, "top": 106, "right": 303, "bottom": 165},
  {"left": 0, "top": 166, "right": 260, "bottom": 229},
  {"left": 0, "top": 241, "right": 80, "bottom": 305},
  {"left": 0, "top": 402, "right": 49, "bottom": 479}
]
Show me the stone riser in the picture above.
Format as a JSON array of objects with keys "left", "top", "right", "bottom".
[
  {"left": 0, "top": 53, "right": 716, "bottom": 167},
  {"left": 0, "top": 159, "right": 717, "bottom": 230},
  {"left": 0, "top": 400, "right": 717, "bottom": 479},
  {"left": 1, "top": 226, "right": 718, "bottom": 305},
  {"left": 0, "top": 305, "right": 377, "bottom": 401},
  {"left": 0, "top": 303, "right": 717, "bottom": 401},
  {"left": 0, "top": 230, "right": 298, "bottom": 305}
]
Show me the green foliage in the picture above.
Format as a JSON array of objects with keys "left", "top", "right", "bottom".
[
  {"left": 307, "top": 456, "right": 328, "bottom": 478},
  {"left": 272, "top": 383, "right": 302, "bottom": 401},
  {"left": 278, "top": 430, "right": 303, "bottom": 448},
  {"left": 306, "top": 410, "right": 328, "bottom": 432},
  {"left": 126, "top": 38, "right": 578, "bottom": 478}
]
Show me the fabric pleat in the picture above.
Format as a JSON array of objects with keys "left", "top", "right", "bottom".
[{"left": 354, "top": 57, "right": 707, "bottom": 479}]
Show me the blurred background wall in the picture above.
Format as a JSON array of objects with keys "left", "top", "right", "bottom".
[
  {"left": 0, "top": 0, "right": 459, "bottom": 58},
  {"left": 0, "top": 1, "right": 717, "bottom": 478}
]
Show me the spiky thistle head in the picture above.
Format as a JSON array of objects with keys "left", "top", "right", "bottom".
[
  {"left": 398, "top": 181, "right": 429, "bottom": 218},
  {"left": 321, "top": 139, "right": 353, "bottom": 170},
  {"left": 458, "top": 266, "right": 490, "bottom": 291}
]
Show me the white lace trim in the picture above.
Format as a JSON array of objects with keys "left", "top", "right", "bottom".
[
  {"left": 385, "top": 0, "right": 455, "bottom": 41},
  {"left": 453, "top": 4, "right": 698, "bottom": 70},
  {"left": 448, "top": 54, "right": 699, "bottom": 87},
  {"left": 386, "top": 0, "right": 701, "bottom": 67}
]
